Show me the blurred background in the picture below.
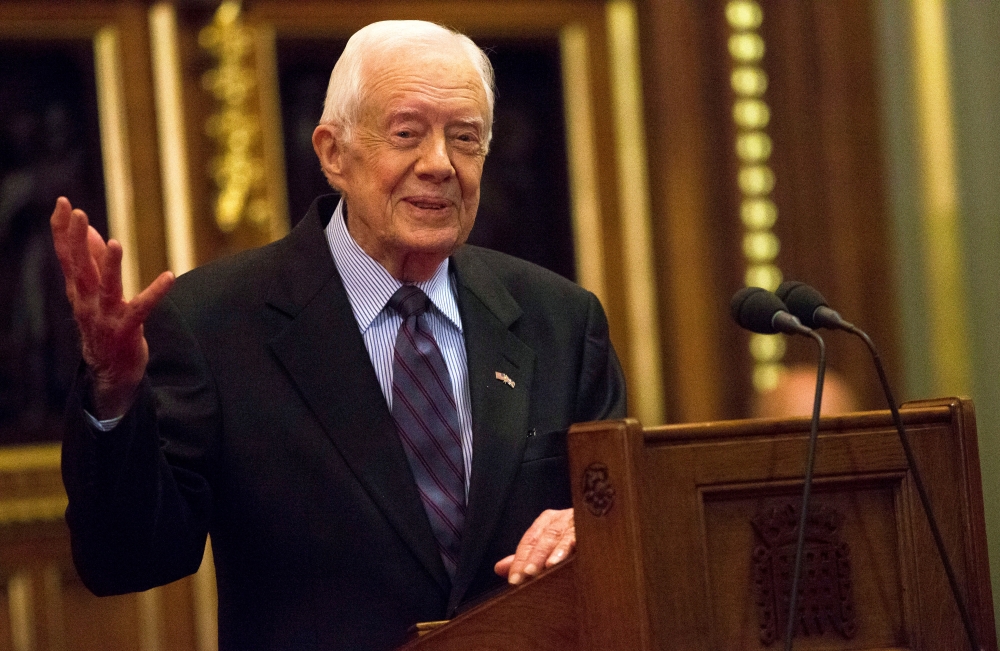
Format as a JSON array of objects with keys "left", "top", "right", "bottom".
[{"left": 0, "top": 0, "right": 997, "bottom": 648}]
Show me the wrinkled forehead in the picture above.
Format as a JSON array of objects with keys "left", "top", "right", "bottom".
[{"left": 358, "top": 43, "right": 487, "bottom": 114}]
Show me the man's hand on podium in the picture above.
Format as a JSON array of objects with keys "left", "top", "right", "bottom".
[{"left": 494, "top": 508, "right": 575, "bottom": 585}]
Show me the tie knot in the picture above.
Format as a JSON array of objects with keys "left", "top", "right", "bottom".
[{"left": 389, "top": 285, "right": 429, "bottom": 319}]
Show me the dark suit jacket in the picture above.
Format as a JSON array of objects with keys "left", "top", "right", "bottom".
[{"left": 62, "top": 194, "right": 626, "bottom": 650}]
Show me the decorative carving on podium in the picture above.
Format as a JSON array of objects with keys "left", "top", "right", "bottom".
[
  {"left": 582, "top": 463, "right": 615, "bottom": 517},
  {"left": 751, "top": 503, "right": 856, "bottom": 645}
]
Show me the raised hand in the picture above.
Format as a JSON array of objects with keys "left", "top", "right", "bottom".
[
  {"left": 50, "top": 197, "right": 175, "bottom": 418},
  {"left": 494, "top": 508, "right": 575, "bottom": 585}
]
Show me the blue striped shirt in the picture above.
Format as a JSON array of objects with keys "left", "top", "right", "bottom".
[{"left": 325, "top": 199, "right": 473, "bottom": 497}]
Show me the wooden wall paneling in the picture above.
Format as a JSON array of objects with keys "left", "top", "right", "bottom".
[
  {"left": 636, "top": 0, "right": 749, "bottom": 423},
  {"left": 0, "top": 2, "right": 169, "bottom": 291},
  {"left": 637, "top": 0, "right": 900, "bottom": 421},
  {"left": 151, "top": 1, "right": 295, "bottom": 274},
  {"left": 760, "top": 0, "right": 899, "bottom": 411},
  {"left": 0, "top": 1, "right": 170, "bottom": 446},
  {"left": 0, "top": 3, "right": 217, "bottom": 648},
  {"left": 814, "top": 1, "right": 899, "bottom": 410}
]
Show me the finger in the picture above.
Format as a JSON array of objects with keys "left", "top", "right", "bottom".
[
  {"left": 88, "top": 225, "right": 108, "bottom": 272},
  {"left": 519, "top": 513, "right": 571, "bottom": 577},
  {"left": 50, "top": 197, "right": 73, "bottom": 243},
  {"left": 99, "top": 240, "right": 124, "bottom": 312},
  {"left": 51, "top": 196, "right": 71, "bottom": 221},
  {"left": 508, "top": 509, "right": 571, "bottom": 585},
  {"left": 122, "top": 270, "right": 175, "bottom": 333},
  {"left": 67, "top": 209, "right": 100, "bottom": 295},
  {"left": 506, "top": 522, "right": 542, "bottom": 585},
  {"left": 50, "top": 198, "right": 78, "bottom": 295},
  {"left": 493, "top": 555, "right": 514, "bottom": 578},
  {"left": 544, "top": 526, "right": 575, "bottom": 568}
]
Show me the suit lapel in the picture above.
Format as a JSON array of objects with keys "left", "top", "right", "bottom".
[
  {"left": 265, "top": 197, "right": 450, "bottom": 593},
  {"left": 448, "top": 248, "right": 536, "bottom": 609}
]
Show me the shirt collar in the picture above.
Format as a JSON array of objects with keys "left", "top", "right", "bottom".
[{"left": 325, "top": 198, "right": 463, "bottom": 333}]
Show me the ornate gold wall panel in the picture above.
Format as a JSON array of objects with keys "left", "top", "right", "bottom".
[
  {"left": 199, "top": 1, "right": 274, "bottom": 235},
  {"left": 606, "top": 0, "right": 665, "bottom": 424}
]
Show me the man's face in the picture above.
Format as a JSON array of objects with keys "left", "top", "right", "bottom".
[{"left": 315, "top": 46, "right": 489, "bottom": 281}]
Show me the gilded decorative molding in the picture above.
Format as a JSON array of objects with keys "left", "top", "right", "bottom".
[
  {"left": 252, "top": 25, "right": 291, "bottom": 242},
  {"left": 0, "top": 443, "right": 67, "bottom": 525},
  {"left": 193, "top": 540, "right": 219, "bottom": 651},
  {"left": 42, "top": 565, "right": 67, "bottom": 648},
  {"left": 725, "top": 0, "right": 785, "bottom": 392},
  {"left": 0, "top": 496, "right": 68, "bottom": 526},
  {"left": 138, "top": 588, "right": 163, "bottom": 651},
  {"left": 199, "top": 0, "right": 272, "bottom": 234},
  {"left": 94, "top": 26, "right": 141, "bottom": 300},
  {"left": 8, "top": 571, "right": 34, "bottom": 651},
  {"left": 606, "top": 0, "right": 665, "bottom": 425},
  {"left": 150, "top": 3, "right": 196, "bottom": 274},
  {"left": 0, "top": 442, "right": 60, "bottom": 473},
  {"left": 560, "top": 23, "right": 607, "bottom": 308}
]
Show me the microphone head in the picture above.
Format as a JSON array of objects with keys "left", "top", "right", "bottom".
[
  {"left": 776, "top": 281, "right": 845, "bottom": 329},
  {"left": 730, "top": 287, "right": 793, "bottom": 334}
]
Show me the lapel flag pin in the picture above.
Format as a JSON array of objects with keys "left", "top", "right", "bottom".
[{"left": 495, "top": 371, "right": 515, "bottom": 389}]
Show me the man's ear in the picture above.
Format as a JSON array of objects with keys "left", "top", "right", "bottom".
[{"left": 312, "top": 124, "right": 346, "bottom": 189}]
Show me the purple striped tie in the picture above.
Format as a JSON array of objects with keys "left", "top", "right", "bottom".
[{"left": 389, "top": 285, "right": 465, "bottom": 578}]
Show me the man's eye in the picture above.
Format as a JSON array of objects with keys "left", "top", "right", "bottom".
[{"left": 396, "top": 130, "right": 412, "bottom": 138}]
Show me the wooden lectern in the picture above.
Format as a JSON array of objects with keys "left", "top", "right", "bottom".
[{"left": 400, "top": 397, "right": 997, "bottom": 650}]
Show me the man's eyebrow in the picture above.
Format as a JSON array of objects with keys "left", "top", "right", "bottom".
[
  {"left": 386, "top": 109, "right": 423, "bottom": 123},
  {"left": 385, "top": 111, "right": 484, "bottom": 130},
  {"left": 449, "top": 116, "right": 485, "bottom": 130}
]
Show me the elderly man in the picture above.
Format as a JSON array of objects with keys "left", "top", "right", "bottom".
[{"left": 52, "top": 20, "right": 625, "bottom": 650}]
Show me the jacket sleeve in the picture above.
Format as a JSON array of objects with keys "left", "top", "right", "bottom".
[
  {"left": 573, "top": 292, "right": 628, "bottom": 423},
  {"left": 61, "top": 295, "right": 218, "bottom": 596}
]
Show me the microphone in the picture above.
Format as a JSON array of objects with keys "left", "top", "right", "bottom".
[
  {"left": 776, "top": 281, "right": 854, "bottom": 330},
  {"left": 729, "top": 286, "right": 812, "bottom": 336},
  {"left": 731, "top": 287, "right": 826, "bottom": 651},
  {"left": 776, "top": 281, "right": 981, "bottom": 651}
]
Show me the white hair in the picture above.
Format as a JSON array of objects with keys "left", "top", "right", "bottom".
[{"left": 319, "top": 20, "right": 495, "bottom": 148}]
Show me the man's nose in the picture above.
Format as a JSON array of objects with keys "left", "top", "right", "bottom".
[{"left": 414, "top": 132, "right": 455, "bottom": 182}]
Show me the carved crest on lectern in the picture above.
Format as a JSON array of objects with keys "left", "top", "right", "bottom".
[
  {"left": 750, "top": 503, "right": 857, "bottom": 645},
  {"left": 582, "top": 463, "right": 615, "bottom": 517}
]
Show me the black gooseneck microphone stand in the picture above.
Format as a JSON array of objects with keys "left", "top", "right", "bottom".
[
  {"left": 781, "top": 331, "right": 825, "bottom": 651},
  {"left": 729, "top": 286, "right": 830, "bottom": 651},
  {"left": 847, "top": 324, "right": 979, "bottom": 651},
  {"left": 777, "top": 281, "right": 981, "bottom": 651}
]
